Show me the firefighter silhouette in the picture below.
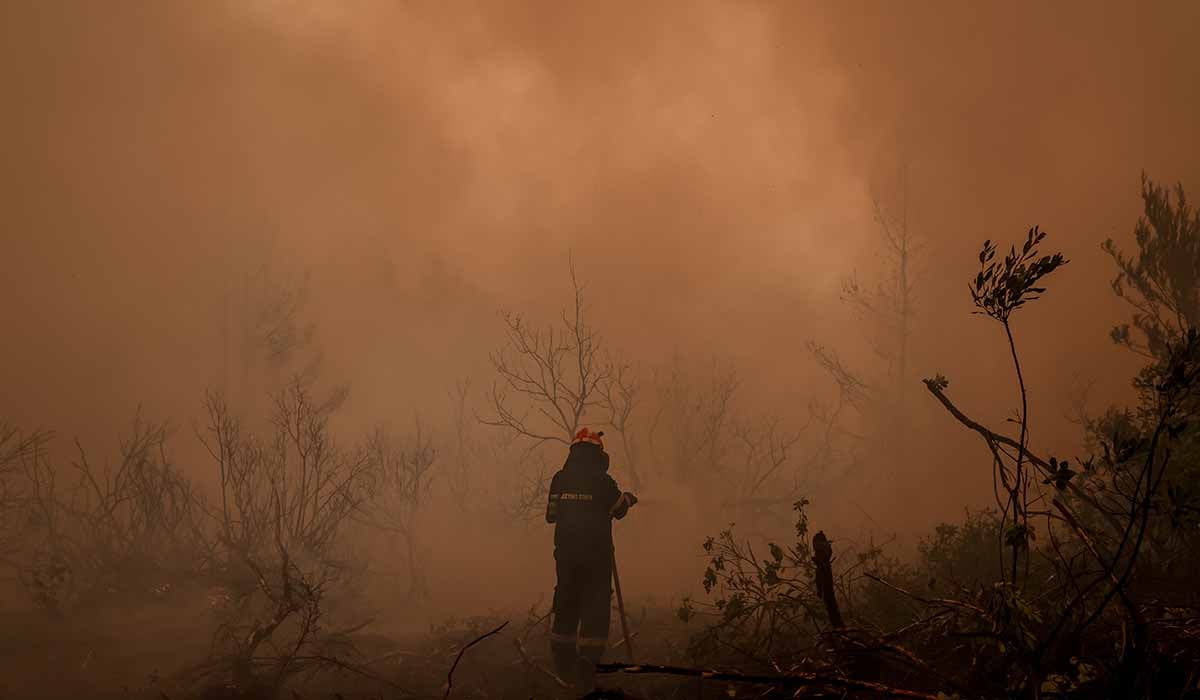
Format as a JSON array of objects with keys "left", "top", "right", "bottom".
[{"left": 545, "top": 428, "right": 637, "bottom": 691}]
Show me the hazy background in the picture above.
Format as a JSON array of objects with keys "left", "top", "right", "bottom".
[{"left": 2, "top": 0, "right": 1198, "bottom": 608}]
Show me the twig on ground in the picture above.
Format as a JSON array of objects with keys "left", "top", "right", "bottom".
[
  {"left": 285, "top": 655, "right": 413, "bottom": 693},
  {"left": 594, "top": 662, "right": 940, "bottom": 699},
  {"left": 581, "top": 689, "right": 650, "bottom": 700},
  {"left": 832, "top": 631, "right": 971, "bottom": 697},
  {"left": 443, "top": 620, "right": 509, "bottom": 700}
]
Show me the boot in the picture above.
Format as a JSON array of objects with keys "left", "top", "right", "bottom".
[
  {"left": 576, "top": 644, "right": 605, "bottom": 693},
  {"left": 550, "top": 640, "right": 578, "bottom": 689},
  {"left": 575, "top": 656, "right": 596, "bottom": 694}
]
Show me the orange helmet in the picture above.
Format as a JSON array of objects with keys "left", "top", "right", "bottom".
[{"left": 572, "top": 427, "right": 605, "bottom": 450}]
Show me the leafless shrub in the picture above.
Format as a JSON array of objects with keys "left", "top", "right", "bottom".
[
  {"left": 358, "top": 416, "right": 438, "bottom": 600},
  {"left": 0, "top": 415, "right": 206, "bottom": 614},
  {"left": 722, "top": 417, "right": 803, "bottom": 532},
  {"left": 65, "top": 415, "right": 204, "bottom": 596},
  {"left": 0, "top": 425, "right": 52, "bottom": 570},
  {"left": 6, "top": 432, "right": 73, "bottom": 614},
  {"left": 193, "top": 374, "right": 375, "bottom": 695}
]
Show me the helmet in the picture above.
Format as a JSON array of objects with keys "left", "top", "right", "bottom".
[{"left": 572, "top": 427, "right": 605, "bottom": 450}]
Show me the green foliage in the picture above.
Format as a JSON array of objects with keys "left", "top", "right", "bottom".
[
  {"left": 927, "top": 373, "right": 950, "bottom": 391},
  {"left": 1042, "top": 456, "right": 1078, "bottom": 491},
  {"left": 971, "top": 226, "right": 1069, "bottom": 323},
  {"left": 1075, "top": 329, "right": 1200, "bottom": 588},
  {"left": 1095, "top": 177, "right": 1200, "bottom": 559},
  {"left": 677, "top": 176, "right": 1200, "bottom": 699},
  {"left": 685, "top": 501, "right": 823, "bottom": 664},
  {"left": 918, "top": 509, "right": 1003, "bottom": 594},
  {"left": 1104, "top": 174, "right": 1200, "bottom": 358},
  {"left": 849, "top": 541, "right": 923, "bottom": 631}
]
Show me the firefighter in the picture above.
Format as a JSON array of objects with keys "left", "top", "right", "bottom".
[{"left": 545, "top": 427, "right": 638, "bottom": 691}]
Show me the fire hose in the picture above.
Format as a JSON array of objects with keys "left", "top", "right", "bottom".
[{"left": 610, "top": 493, "right": 637, "bottom": 663}]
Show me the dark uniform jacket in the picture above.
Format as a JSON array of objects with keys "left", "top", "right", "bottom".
[{"left": 545, "top": 442, "right": 630, "bottom": 554}]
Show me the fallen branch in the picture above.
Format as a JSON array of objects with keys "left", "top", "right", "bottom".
[
  {"left": 923, "top": 379, "right": 1123, "bottom": 532},
  {"left": 882, "top": 609, "right": 954, "bottom": 642},
  {"left": 863, "top": 573, "right": 987, "bottom": 616},
  {"left": 832, "top": 632, "right": 972, "bottom": 698},
  {"left": 580, "top": 689, "right": 649, "bottom": 700},
  {"left": 283, "top": 655, "right": 414, "bottom": 693},
  {"left": 443, "top": 620, "right": 509, "bottom": 700},
  {"left": 594, "top": 662, "right": 940, "bottom": 699}
]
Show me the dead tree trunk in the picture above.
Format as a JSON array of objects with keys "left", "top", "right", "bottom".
[{"left": 812, "top": 530, "right": 843, "bottom": 629}]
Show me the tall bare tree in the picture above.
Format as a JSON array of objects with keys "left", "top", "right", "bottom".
[
  {"left": 840, "top": 162, "right": 921, "bottom": 420},
  {"left": 482, "top": 259, "right": 614, "bottom": 445},
  {"left": 481, "top": 257, "right": 635, "bottom": 516}
]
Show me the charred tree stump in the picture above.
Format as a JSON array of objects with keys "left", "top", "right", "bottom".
[
  {"left": 812, "top": 531, "right": 885, "bottom": 683},
  {"left": 812, "top": 531, "right": 843, "bottom": 629}
]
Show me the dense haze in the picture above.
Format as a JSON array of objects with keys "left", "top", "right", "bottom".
[{"left": 2, "top": 1, "right": 1199, "bottom": 613}]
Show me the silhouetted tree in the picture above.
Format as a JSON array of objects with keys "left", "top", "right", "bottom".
[
  {"left": 481, "top": 257, "right": 636, "bottom": 517},
  {"left": 1090, "top": 174, "right": 1200, "bottom": 595},
  {"left": 482, "top": 259, "right": 614, "bottom": 445},
  {"left": 196, "top": 373, "right": 375, "bottom": 695},
  {"left": 841, "top": 164, "right": 921, "bottom": 416},
  {"left": 1104, "top": 174, "right": 1200, "bottom": 359},
  {"left": 809, "top": 164, "right": 923, "bottom": 494},
  {"left": 967, "top": 226, "right": 1068, "bottom": 584},
  {"left": 646, "top": 353, "right": 846, "bottom": 534}
]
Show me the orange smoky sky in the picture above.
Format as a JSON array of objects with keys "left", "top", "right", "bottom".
[{"left": 1, "top": 1, "right": 1198, "bottom": 529}]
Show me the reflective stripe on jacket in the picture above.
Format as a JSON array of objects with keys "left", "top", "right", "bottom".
[{"left": 545, "top": 441, "right": 629, "bottom": 552}]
